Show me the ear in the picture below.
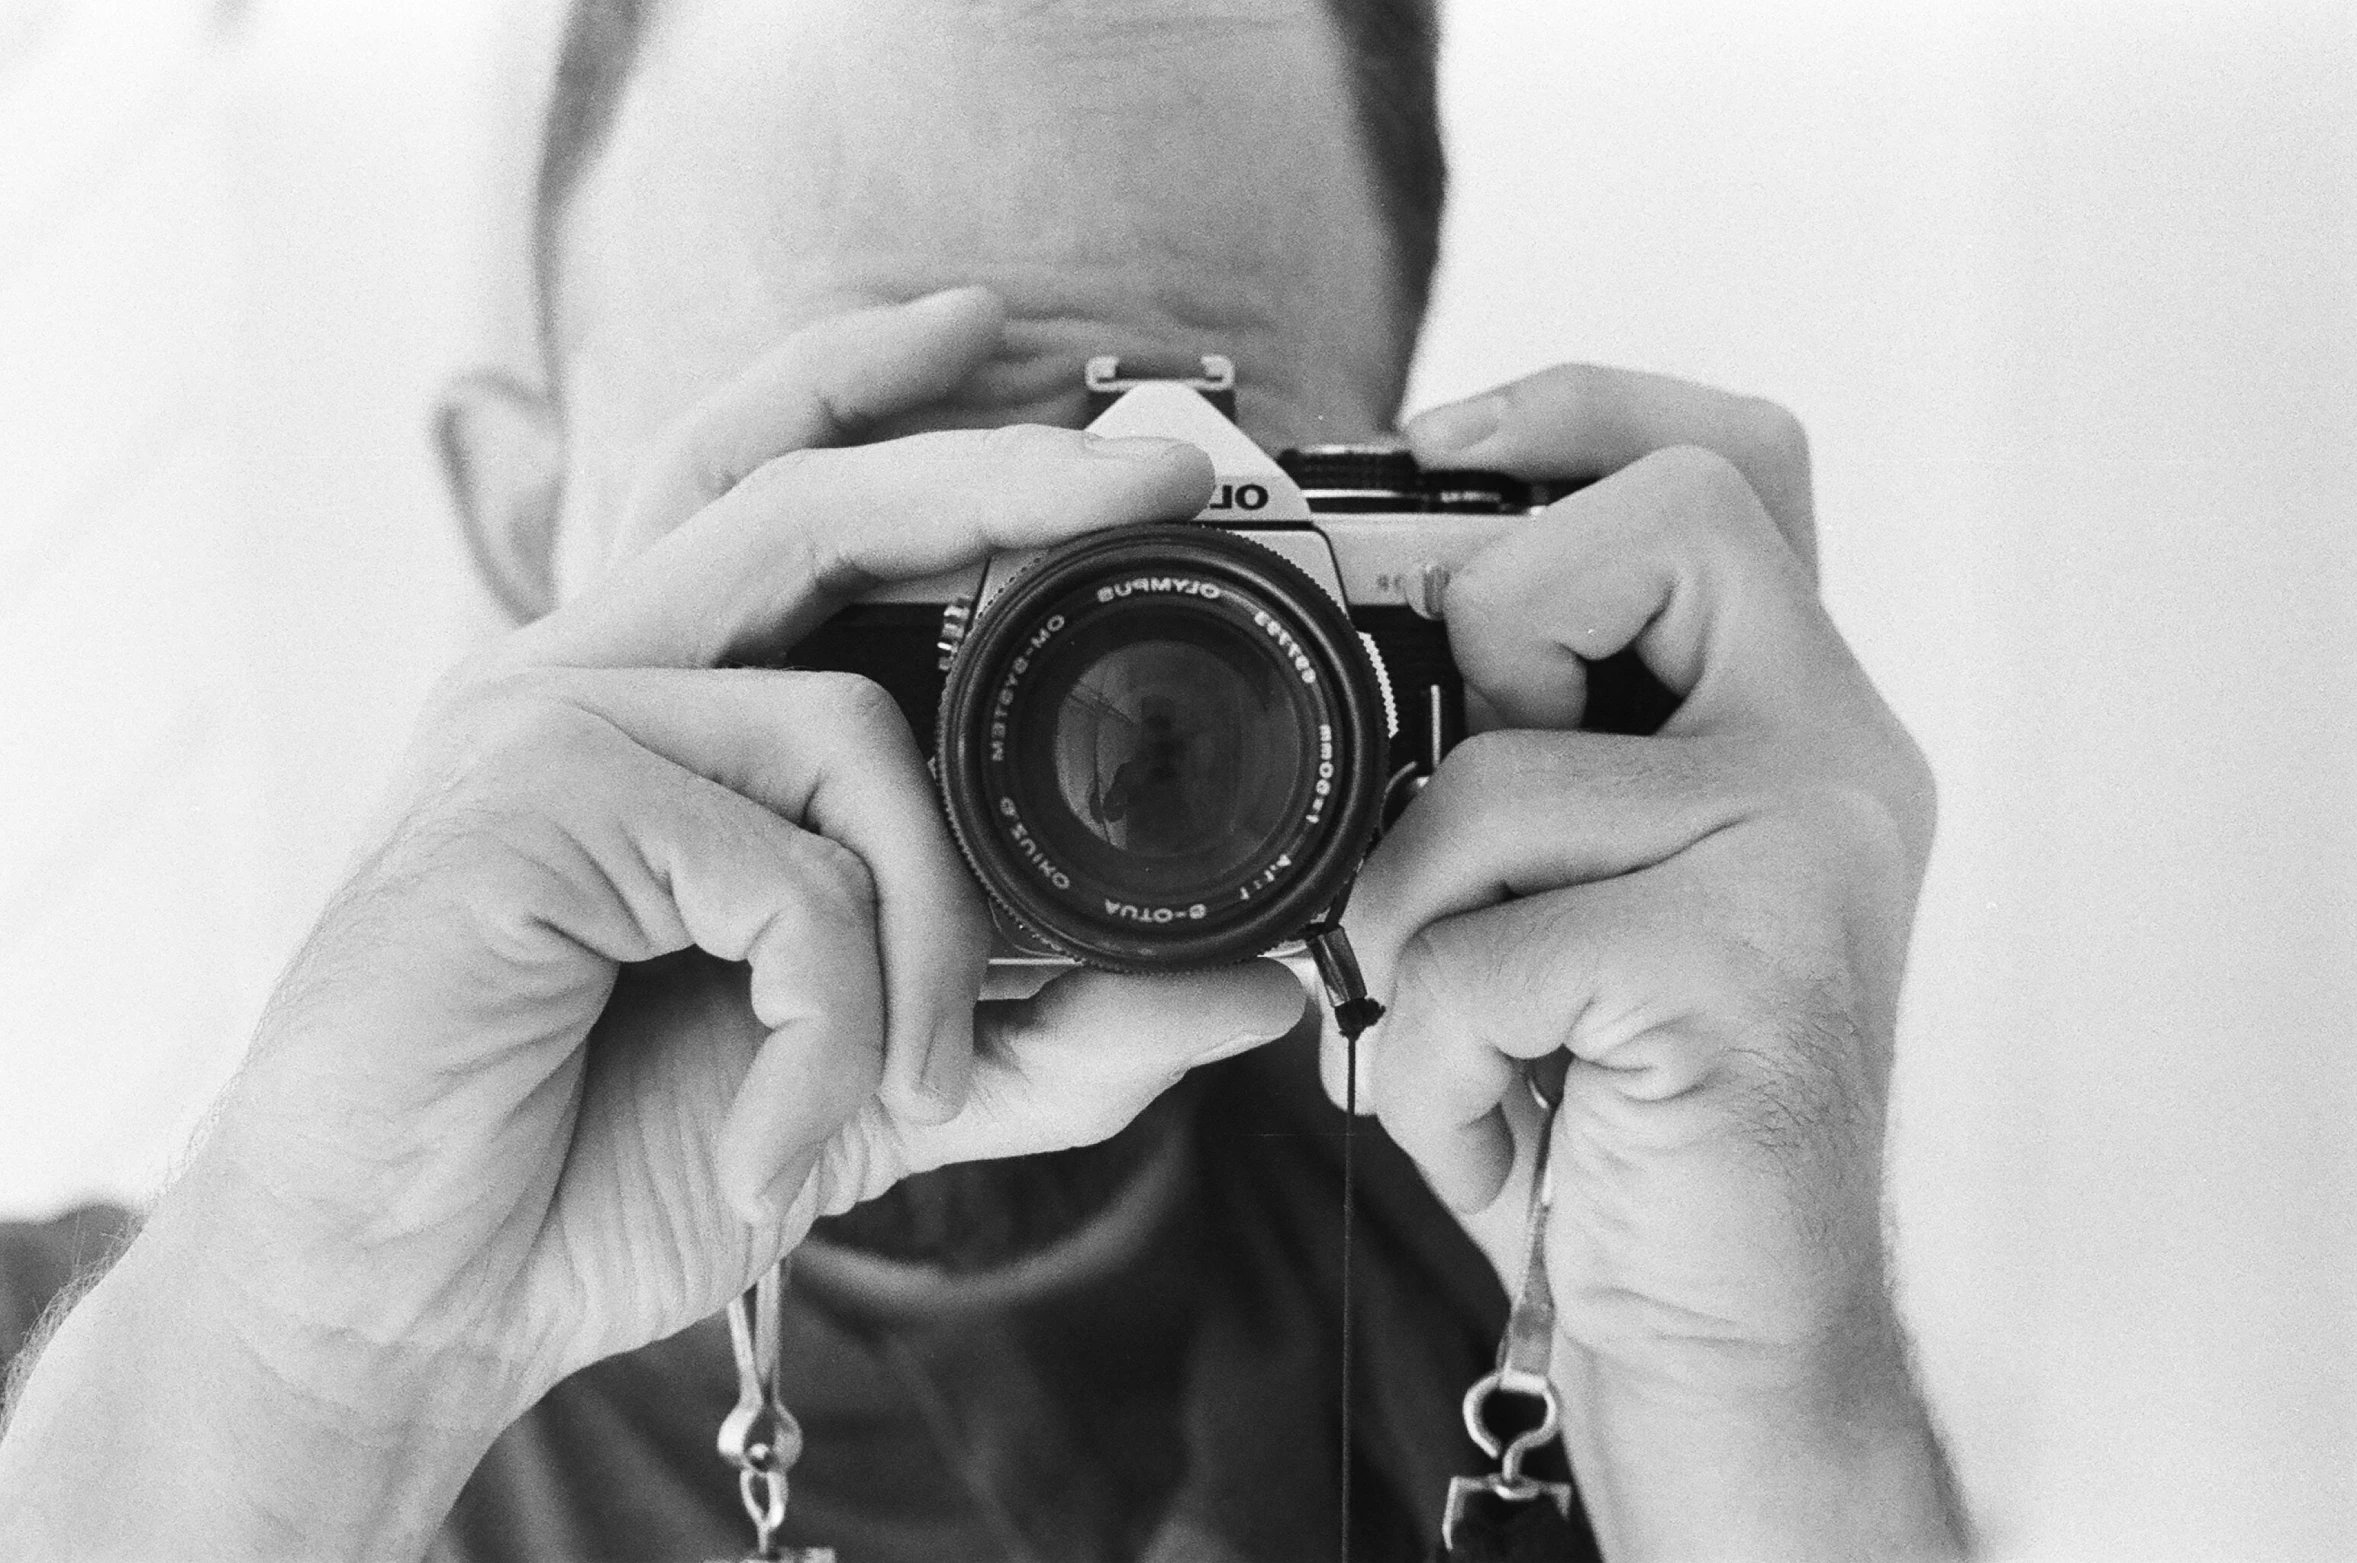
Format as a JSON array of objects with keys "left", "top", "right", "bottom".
[{"left": 433, "top": 371, "right": 565, "bottom": 625}]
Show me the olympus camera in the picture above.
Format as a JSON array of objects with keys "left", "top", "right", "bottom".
[{"left": 790, "top": 357, "right": 1666, "bottom": 984}]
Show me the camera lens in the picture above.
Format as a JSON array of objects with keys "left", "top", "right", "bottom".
[
  {"left": 938, "top": 526, "right": 1388, "bottom": 971},
  {"left": 1035, "top": 616, "right": 1310, "bottom": 885}
]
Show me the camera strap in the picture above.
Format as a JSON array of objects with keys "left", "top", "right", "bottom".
[
  {"left": 711, "top": 1259, "right": 833, "bottom": 1563},
  {"left": 1428, "top": 1060, "right": 1579, "bottom": 1563},
  {"left": 706, "top": 911, "right": 1404, "bottom": 1563},
  {"left": 1303, "top": 910, "right": 1586, "bottom": 1562},
  {"left": 1298, "top": 899, "right": 1386, "bottom": 1563}
]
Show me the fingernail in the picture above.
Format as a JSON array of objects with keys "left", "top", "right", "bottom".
[
  {"left": 748, "top": 1164, "right": 804, "bottom": 1228},
  {"left": 1202, "top": 988, "right": 1315, "bottom": 1066},
  {"left": 920, "top": 1013, "right": 973, "bottom": 1111},
  {"left": 1084, "top": 433, "right": 1190, "bottom": 461},
  {"left": 904, "top": 284, "right": 995, "bottom": 317},
  {"left": 1408, "top": 395, "right": 1504, "bottom": 455},
  {"left": 1196, "top": 1025, "right": 1288, "bottom": 1066},
  {"left": 731, "top": 1164, "right": 784, "bottom": 1227}
]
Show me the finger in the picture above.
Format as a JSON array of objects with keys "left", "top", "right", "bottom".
[
  {"left": 1364, "top": 897, "right": 1559, "bottom": 1211},
  {"left": 1370, "top": 847, "right": 1864, "bottom": 1215},
  {"left": 495, "top": 426, "right": 1213, "bottom": 673},
  {"left": 514, "top": 666, "right": 988, "bottom": 1125},
  {"left": 1441, "top": 444, "right": 1873, "bottom": 734},
  {"left": 470, "top": 712, "right": 890, "bottom": 1222},
  {"left": 685, "top": 810, "right": 885, "bottom": 1224},
  {"left": 1335, "top": 727, "right": 1759, "bottom": 1079},
  {"left": 1365, "top": 886, "right": 1661, "bottom": 1214},
  {"left": 1348, "top": 462, "right": 1928, "bottom": 996},
  {"left": 610, "top": 287, "right": 1007, "bottom": 563},
  {"left": 897, "top": 960, "right": 1307, "bottom": 1174},
  {"left": 1405, "top": 362, "right": 1817, "bottom": 576}
]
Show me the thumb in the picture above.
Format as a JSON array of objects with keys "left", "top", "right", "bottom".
[{"left": 897, "top": 961, "right": 1309, "bottom": 1175}]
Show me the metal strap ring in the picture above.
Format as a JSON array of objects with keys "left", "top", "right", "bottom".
[
  {"left": 1460, "top": 1366, "right": 1563, "bottom": 1480},
  {"left": 739, "top": 1467, "right": 788, "bottom": 1551}
]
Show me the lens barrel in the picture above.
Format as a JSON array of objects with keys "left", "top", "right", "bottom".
[{"left": 937, "top": 525, "right": 1388, "bottom": 971}]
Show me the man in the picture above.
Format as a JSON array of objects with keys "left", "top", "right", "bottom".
[{"left": 0, "top": 1, "right": 1970, "bottom": 1558}]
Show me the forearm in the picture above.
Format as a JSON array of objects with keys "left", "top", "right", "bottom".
[
  {"left": 1556, "top": 1322, "right": 1973, "bottom": 1562},
  {"left": 0, "top": 1207, "right": 513, "bottom": 1563}
]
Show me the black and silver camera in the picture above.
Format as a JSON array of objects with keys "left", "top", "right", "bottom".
[{"left": 793, "top": 357, "right": 1660, "bottom": 984}]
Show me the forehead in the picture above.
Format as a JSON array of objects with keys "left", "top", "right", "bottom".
[{"left": 553, "top": 0, "right": 1398, "bottom": 436}]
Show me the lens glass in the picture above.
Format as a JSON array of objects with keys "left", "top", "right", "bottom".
[
  {"left": 938, "top": 524, "right": 1390, "bottom": 970},
  {"left": 1011, "top": 604, "right": 1315, "bottom": 902}
]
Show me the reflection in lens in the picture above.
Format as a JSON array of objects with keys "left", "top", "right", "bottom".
[
  {"left": 1039, "top": 620, "right": 1307, "bottom": 894},
  {"left": 938, "top": 523, "right": 1391, "bottom": 969}
]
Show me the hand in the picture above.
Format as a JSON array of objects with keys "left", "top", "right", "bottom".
[
  {"left": 0, "top": 295, "right": 1302, "bottom": 1562},
  {"left": 1342, "top": 366, "right": 1966, "bottom": 1556},
  {"left": 212, "top": 297, "right": 1289, "bottom": 1389},
  {"left": 576, "top": 285, "right": 1307, "bottom": 1226}
]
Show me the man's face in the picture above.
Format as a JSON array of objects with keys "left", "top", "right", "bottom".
[{"left": 547, "top": 0, "right": 1404, "bottom": 592}]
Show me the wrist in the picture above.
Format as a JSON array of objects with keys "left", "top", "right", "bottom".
[
  {"left": 0, "top": 1204, "right": 517, "bottom": 1562},
  {"left": 1557, "top": 1308, "right": 1972, "bottom": 1562},
  {"left": 156, "top": 1100, "right": 559, "bottom": 1429}
]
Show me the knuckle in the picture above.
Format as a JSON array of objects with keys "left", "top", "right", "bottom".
[
  {"left": 679, "top": 420, "right": 763, "bottom": 506},
  {"left": 1377, "top": 929, "right": 1471, "bottom": 1122},
  {"left": 684, "top": 453, "right": 740, "bottom": 514},
  {"left": 449, "top": 670, "right": 596, "bottom": 751},
  {"left": 1389, "top": 923, "right": 1462, "bottom": 1027},
  {"left": 1649, "top": 442, "right": 1762, "bottom": 525},
  {"left": 729, "top": 454, "right": 877, "bottom": 599},
  {"left": 791, "top": 830, "right": 878, "bottom": 921},
  {"left": 1440, "top": 547, "right": 1515, "bottom": 630},
  {"left": 422, "top": 644, "right": 540, "bottom": 723},
  {"left": 419, "top": 675, "right": 624, "bottom": 823},
  {"left": 371, "top": 700, "right": 623, "bottom": 907},
  {"left": 1643, "top": 443, "right": 1789, "bottom": 567},
  {"left": 836, "top": 1040, "right": 888, "bottom": 1115},
  {"left": 633, "top": 422, "right": 729, "bottom": 522},
  {"left": 1878, "top": 722, "right": 1939, "bottom": 859},
  {"left": 1796, "top": 706, "right": 1939, "bottom": 870},
  {"left": 1392, "top": 915, "right": 1510, "bottom": 1034},
  {"left": 796, "top": 670, "right": 906, "bottom": 742},
  {"left": 1425, "top": 727, "right": 1543, "bottom": 816},
  {"left": 974, "top": 422, "right": 1078, "bottom": 464},
  {"left": 417, "top": 662, "right": 486, "bottom": 732},
  {"left": 1732, "top": 396, "right": 1812, "bottom": 480},
  {"left": 738, "top": 444, "right": 824, "bottom": 496}
]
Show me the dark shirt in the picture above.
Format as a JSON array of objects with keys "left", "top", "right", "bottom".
[
  {"left": 2, "top": 1038, "right": 1597, "bottom": 1561},
  {"left": 0, "top": 1201, "right": 135, "bottom": 1377}
]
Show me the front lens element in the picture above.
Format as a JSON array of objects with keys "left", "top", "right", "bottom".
[
  {"left": 1032, "top": 609, "right": 1312, "bottom": 892},
  {"left": 938, "top": 527, "right": 1385, "bottom": 971}
]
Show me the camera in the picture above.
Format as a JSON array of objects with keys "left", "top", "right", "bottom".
[{"left": 790, "top": 357, "right": 1665, "bottom": 981}]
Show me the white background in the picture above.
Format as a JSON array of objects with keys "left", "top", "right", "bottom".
[{"left": 2, "top": 2, "right": 2350, "bottom": 1557}]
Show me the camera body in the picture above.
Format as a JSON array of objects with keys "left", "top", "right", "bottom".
[{"left": 789, "top": 358, "right": 1656, "bottom": 987}]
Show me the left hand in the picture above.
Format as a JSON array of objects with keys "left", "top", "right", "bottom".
[
  {"left": 0, "top": 303, "right": 1307, "bottom": 1563},
  {"left": 1342, "top": 366, "right": 1965, "bottom": 1557}
]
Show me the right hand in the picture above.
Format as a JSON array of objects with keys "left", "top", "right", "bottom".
[{"left": 151, "top": 293, "right": 1304, "bottom": 1438}]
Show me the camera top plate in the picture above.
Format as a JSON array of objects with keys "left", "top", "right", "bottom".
[{"left": 850, "top": 374, "right": 1527, "bottom": 624}]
